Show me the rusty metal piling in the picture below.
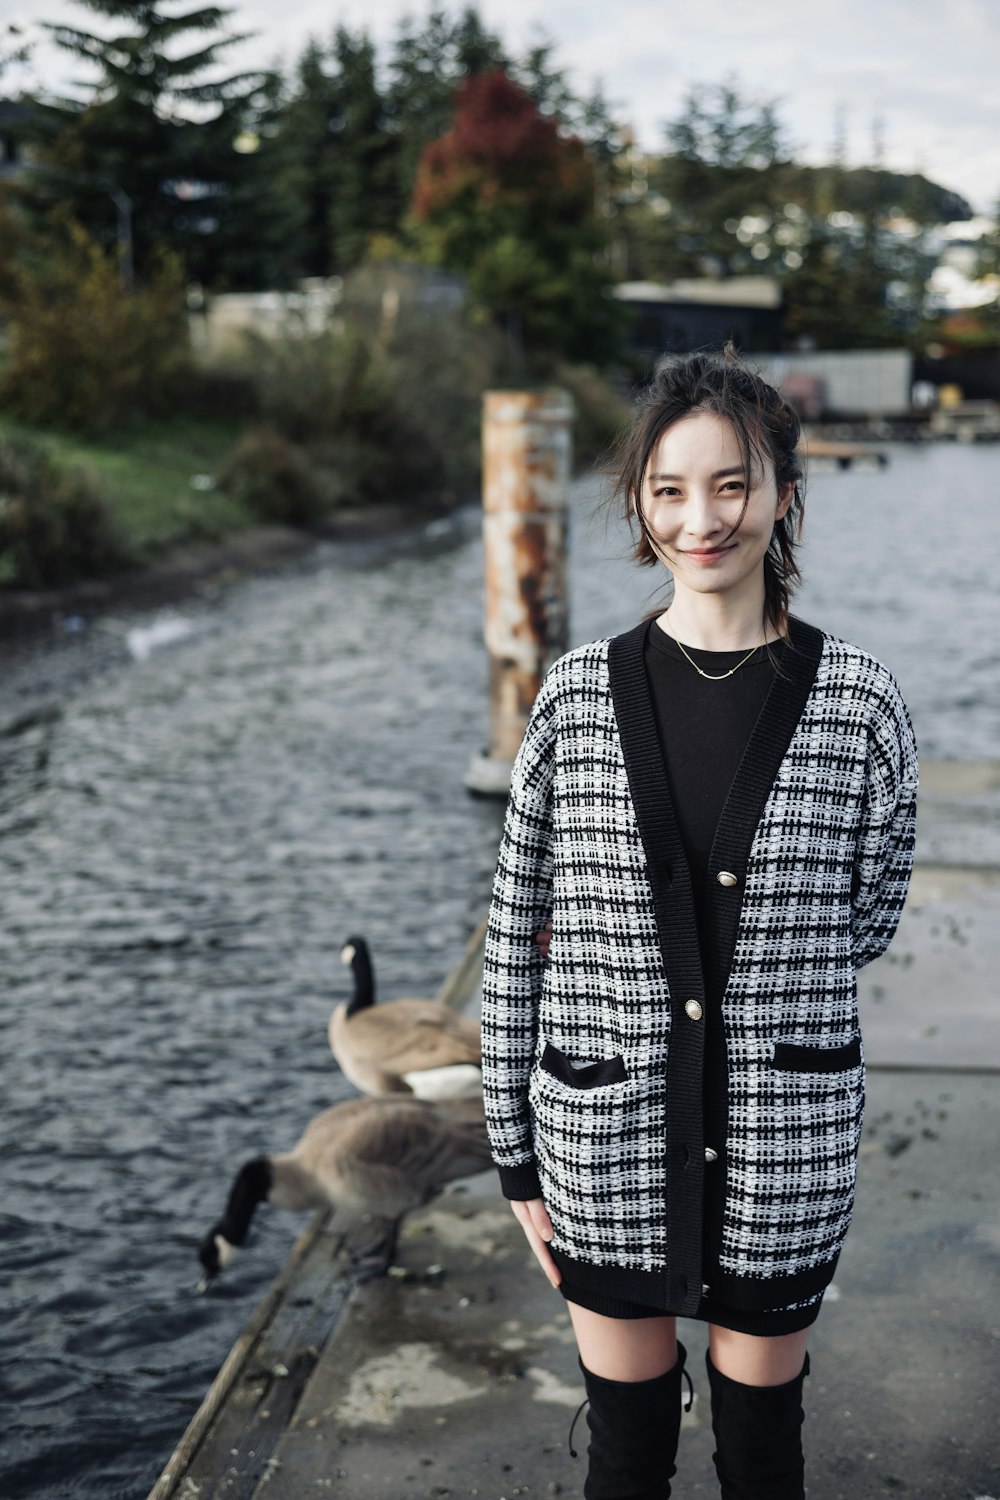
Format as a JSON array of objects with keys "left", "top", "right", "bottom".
[{"left": 466, "top": 389, "right": 572, "bottom": 796}]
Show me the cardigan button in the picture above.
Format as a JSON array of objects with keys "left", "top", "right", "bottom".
[
  {"left": 685, "top": 999, "right": 703, "bottom": 1021},
  {"left": 702, "top": 1283, "right": 711, "bottom": 1296},
  {"left": 704, "top": 1146, "right": 719, "bottom": 1163},
  {"left": 717, "top": 870, "right": 738, "bottom": 887}
]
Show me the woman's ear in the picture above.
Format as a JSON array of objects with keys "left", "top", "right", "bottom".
[{"left": 775, "top": 482, "right": 795, "bottom": 522}]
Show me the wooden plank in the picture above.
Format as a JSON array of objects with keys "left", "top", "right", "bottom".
[
  {"left": 147, "top": 1212, "right": 351, "bottom": 1500},
  {"left": 432, "top": 912, "right": 487, "bottom": 1013}
]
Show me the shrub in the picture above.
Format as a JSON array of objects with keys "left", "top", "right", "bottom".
[
  {"left": 550, "top": 360, "right": 631, "bottom": 471},
  {"left": 233, "top": 263, "right": 503, "bottom": 511},
  {"left": 0, "top": 218, "right": 189, "bottom": 433},
  {"left": 216, "top": 427, "right": 326, "bottom": 525},
  {"left": 0, "top": 441, "right": 132, "bottom": 588}
]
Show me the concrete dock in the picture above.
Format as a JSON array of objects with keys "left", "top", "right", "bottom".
[{"left": 150, "top": 765, "right": 1000, "bottom": 1500}]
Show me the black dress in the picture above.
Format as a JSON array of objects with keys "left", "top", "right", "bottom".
[{"left": 554, "top": 622, "right": 825, "bottom": 1335}]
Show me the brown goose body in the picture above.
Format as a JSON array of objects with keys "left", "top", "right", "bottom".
[
  {"left": 330, "top": 937, "right": 481, "bottom": 1099},
  {"left": 198, "top": 1095, "right": 492, "bottom": 1281}
]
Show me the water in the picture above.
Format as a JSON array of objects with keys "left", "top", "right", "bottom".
[{"left": 1, "top": 444, "right": 998, "bottom": 1500}]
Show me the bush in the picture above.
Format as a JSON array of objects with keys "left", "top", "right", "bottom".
[
  {"left": 550, "top": 360, "right": 631, "bottom": 471},
  {"left": 0, "top": 218, "right": 189, "bottom": 433},
  {"left": 231, "top": 263, "right": 503, "bottom": 511},
  {"left": 216, "top": 427, "right": 326, "bottom": 525},
  {"left": 178, "top": 363, "right": 259, "bottom": 421},
  {"left": 0, "top": 441, "right": 133, "bottom": 588}
]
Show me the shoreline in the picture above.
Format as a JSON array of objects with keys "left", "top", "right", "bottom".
[{"left": 0, "top": 497, "right": 459, "bottom": 639}]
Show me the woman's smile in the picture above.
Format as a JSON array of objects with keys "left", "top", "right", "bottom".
[{"left": 640, "top": 410, "right": 792, "bottom": 632}]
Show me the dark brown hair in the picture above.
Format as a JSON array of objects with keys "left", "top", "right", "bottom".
[{"left": 611, "top": 347, "right": 805, "bottom": 634}]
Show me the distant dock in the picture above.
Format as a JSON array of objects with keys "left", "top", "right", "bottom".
[{"left": 802, "top": 433, "right": 889, "bottom": 469}]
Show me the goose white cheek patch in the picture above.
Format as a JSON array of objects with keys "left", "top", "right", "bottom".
[{"left": 216, "top": 1235, "right": 241, "bottom": 1268}]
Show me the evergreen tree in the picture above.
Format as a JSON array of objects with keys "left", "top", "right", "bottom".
[
  {"left": 269, "top": 39, "right": 341, "bottom": 279},
  {"left": 267, "top": 29, "right": 399, "bottom": 280},
  {"left": 325, "top": 28, "right": 398, "bottom": 272},
  {"left": 656, "top": 81, "right": 790, "bottom": 278},
  {"left": 20, "top": 1, "right": 276, "bottom": 286}
]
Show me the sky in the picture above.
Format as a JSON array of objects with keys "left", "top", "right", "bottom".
[{"left": 4, "top": 0, "right": 999, "bottom": 214}]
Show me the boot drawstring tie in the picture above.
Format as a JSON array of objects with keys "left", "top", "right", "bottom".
[
  {"left": 568, "top": 1396, "right": 589, "bottom": 1458},
  {"left": 567, "top": 1356, "right": 695, "bottom": 1458}
]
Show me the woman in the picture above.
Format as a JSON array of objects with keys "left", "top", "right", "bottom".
[{"left": 481, "top": 349, "right": 918, "bottom": 1500}]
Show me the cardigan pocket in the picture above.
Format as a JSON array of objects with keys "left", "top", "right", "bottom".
[
  {"left": 770, "top": 1037, "right": 862, "bottom": 1073},
  {"left": 539, "top": 1040, "right": 629, "bottom": 1089}
]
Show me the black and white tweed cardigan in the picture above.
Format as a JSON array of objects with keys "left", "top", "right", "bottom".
[{"left": 482, "top": 616, "right": 918, "bottom": 1315}]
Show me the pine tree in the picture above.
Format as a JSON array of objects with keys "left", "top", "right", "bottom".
[
  {"left": 20, "top": 1, "right": 275, "bottom": 286},
  {"left": 324, "top": 28, "right": 398, "bottom": 273}
]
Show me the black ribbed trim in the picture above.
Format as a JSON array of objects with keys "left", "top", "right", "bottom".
[
  {"left": 700, "top": 615, "right": 823, "bottom": 1279},
  {"left": 496, "top": 1160, "right": 542, "bottom": 1201},
  {"left": 772, "top": 1038, "right": 862, "bottom": 1072},
  {"left": 609, "top": 619, "right": 706, "bottom": 1316},
  {"left": 550, "top": 1243, "right": 838, "bottom": 1315},
  {"left": 541, "top": 1041, "right": 628, "bottom": 1089}
]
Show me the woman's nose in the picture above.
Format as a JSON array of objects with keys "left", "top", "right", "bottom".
[{"left": 683, "top": 492, "right": 725, "bottom": 538}]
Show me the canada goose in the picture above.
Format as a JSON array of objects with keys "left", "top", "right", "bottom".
[
  {"left": 329, "top": 936, "right": 482, "bottom": 1100},
  {"left": 197, "top": 1095, "right": 492, "bottom": 1286}
]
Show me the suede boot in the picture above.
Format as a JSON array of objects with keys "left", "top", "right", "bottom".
[
  {"left": 572, "top": 1342, "right": 690, "bottom": 1500},
  {"left": 706, "top": 1349, "right": 810, "bottom": 1500}
]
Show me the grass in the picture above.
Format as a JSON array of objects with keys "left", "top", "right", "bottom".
[{"left": 0, "top": 410, "right": 255, "bottom": 562}]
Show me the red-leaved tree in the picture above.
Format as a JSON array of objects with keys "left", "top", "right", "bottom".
[{"left": 411, "top": 69, "right": 622, "bottom": 363}]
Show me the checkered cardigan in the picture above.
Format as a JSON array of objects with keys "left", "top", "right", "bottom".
[{"left": 482, "top": 616, "right": 918, "bottom": 1314}]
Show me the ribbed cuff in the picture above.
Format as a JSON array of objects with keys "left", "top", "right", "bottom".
[{"left": 495, "top": 1159, "right": 542, "bottom": 1201}]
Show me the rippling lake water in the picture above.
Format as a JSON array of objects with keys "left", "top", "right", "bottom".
[{"left": 1, "top": 443, "right": 998, "bottom": 1499}]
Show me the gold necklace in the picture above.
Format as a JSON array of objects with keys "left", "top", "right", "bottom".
[{"left": 659, "top": 614, "right": 764, "bottom": 681}]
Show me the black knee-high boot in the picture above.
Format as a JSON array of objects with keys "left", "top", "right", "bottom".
[
  {"left": 572, "top": 1342, "right": 690, "bottom": 1500},
  {"left": 706, "top": 1350, "right": 810, "bottom": 1500}
]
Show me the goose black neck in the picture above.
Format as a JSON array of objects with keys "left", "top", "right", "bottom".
[
  {"left": 345, "top": 938, "right": 375, "bottom": 1017},
  {"left": 220, "top": 1157, "right": 272, "bottom": 1246}
]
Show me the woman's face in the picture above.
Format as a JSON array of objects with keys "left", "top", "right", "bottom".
[{"left": 640, "top": 410, "right": 792, "bottom": 604}]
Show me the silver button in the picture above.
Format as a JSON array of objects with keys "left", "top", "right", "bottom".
[
  {"left": 702, "top": 1282, "right": 711, "bottom": 1296},
  {"left": 685, "top": 999, "right": 703, "bottom": 1021},
  {"left": 717, "top": 870, "right": 738, "bottom": 887},
  {"left": 704, "top": 1146, "right": 719, "bottom": 1163}
]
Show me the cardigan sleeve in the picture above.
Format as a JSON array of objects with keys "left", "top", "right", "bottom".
[
  {"left": 481, "top": 670, "right": 558, "bottom": 1201},
  {"left": 850, "top": 678, "right": 919, "bottom": 970}
]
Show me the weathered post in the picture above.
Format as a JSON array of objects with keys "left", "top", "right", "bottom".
[{"left": 466, "top": 389, "right": 572, "bottom": 796}]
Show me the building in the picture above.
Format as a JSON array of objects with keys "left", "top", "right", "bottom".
[{"left": 613, "top": 277, "right": 783, "bottom": 361}]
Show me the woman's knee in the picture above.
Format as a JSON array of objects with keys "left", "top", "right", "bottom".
[
  {"left": 568, "top": 1303, "right": 678, "bottom": 1382},
  {"left": 708, "top": 1326, "right": 810, "bottom": 1387}
]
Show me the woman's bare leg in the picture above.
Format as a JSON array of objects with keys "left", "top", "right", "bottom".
[
  {"left": 567, "top": 1305, "right": 686, "bottom": 1498},
  {"left": 567, "top": 1303, "right": 679, "bottom": 1380},
  {"left": 706, "top": 1326, "right": 812, "bottom": 1499},
  {"left": 708, "top": 1325, "right": 810, "bottom": 1385}
]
